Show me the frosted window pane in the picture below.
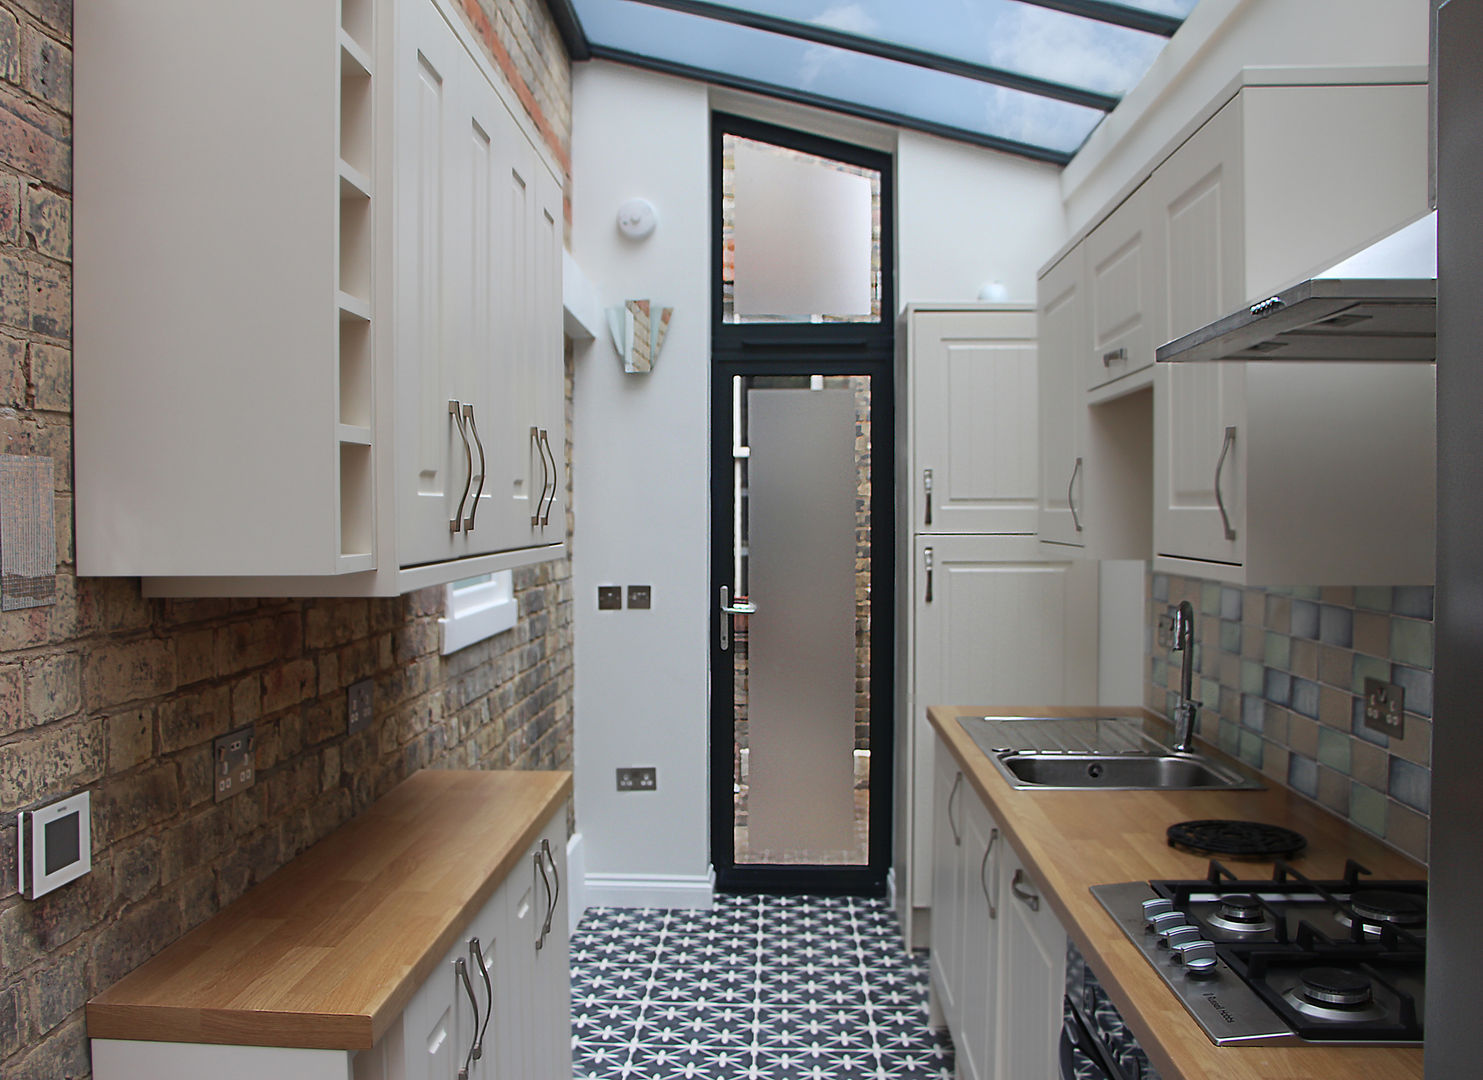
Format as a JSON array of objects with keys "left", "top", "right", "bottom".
[{"left": 732, "top": 141, "right": 873, "bottom": 320}]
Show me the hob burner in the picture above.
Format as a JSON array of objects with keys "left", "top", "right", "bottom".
[
  {"left": 1166, "top": 819, "right": 1307, "bottom": 860},
  {"left": 1205, "top": 892, "right": 1277, "bottom": 935},
  {"left": 1350, "top": 889, "right": 1426, "bottom": 926},
  {"left": 1281, "top": 967, "right": 1388, "bottom": 1023}
]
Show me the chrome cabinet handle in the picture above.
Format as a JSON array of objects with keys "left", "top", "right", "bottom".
[
  {"left": 1102, "top": 346, "right": 1127, "bottom": 368},
  {"left": 1011, "top": 868, "right": 1041, "bottom": 912},
  {"left": 530, "top": 426, "right": 548, "bottom": 527},
  {"left": 980, "top": 828, "right": 999, "bottom": 920},
  {"left": 535, "top": 848, "right": 552, "bottom": 951},
  {"left": 1068, "top": 457, "right": 1084, "bottom": 533},
  {"left": 923, "top": 468, "right": 933, "bottom": 527},
  {"left": 924, "top": 547, "right": 934, "bottom": 603},
  {"left": 455, "top": 957, "right": 478, "bottom": 1080},
  {"left": 541, "top": 838, "right": 560, "bottom": 939},
  {"left": 539, "top": 429, "right": 558, "bottom": 526},
  {"left": 947, "top": 772, "right": 962, "bottom": 846},
  {"left": 463, "top": 405, "right": 485, "bottom": 532},
  {"left": 1215, "top": 425, "right": 1237, "bottom": 541},
  {"left": 718, "top": 585, "right": 756, "bottom": 651},
  {"left": 450, "top": 401, "right": 473, "bottom": 534},
  {"left": 468, "top": 937, "right": 492, "bottom": 1061}
]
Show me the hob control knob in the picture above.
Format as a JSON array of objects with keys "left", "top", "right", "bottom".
[
  {"left": 1173, "top": 940, "right": 1218, "bottom": 972},
  {"left": 1164, "top": 927, "right": 1201, "bottom": 950},
  {"left": 1141, "top": 898, "right": 1174, "bottom": 925},
  {"left": 1150, "top": 911, "right": 1186, "bottom": 936}
]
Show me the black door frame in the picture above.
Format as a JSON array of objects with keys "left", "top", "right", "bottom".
[{"left": 708, "top": 113, "right": 895, "bottom": 895}]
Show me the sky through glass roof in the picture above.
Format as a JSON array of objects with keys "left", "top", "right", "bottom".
[{"left": 562, "top": 0, "right": 1202, "bottom": 162}]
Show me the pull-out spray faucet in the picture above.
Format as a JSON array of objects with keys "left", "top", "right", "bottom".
[{"left": 1169, "top": 600, "right": 1200, "bottom": 753}]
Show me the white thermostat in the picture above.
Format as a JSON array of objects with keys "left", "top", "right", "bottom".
[{"left": 17, "top": 790, "right": 91, "bottom": 900}]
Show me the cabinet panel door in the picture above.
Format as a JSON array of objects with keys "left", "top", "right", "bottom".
[
  {"left": 531, "top": 163, "right": 567, "bottom": 546},
  {"left": 1085, "top": 183, "right": 1157, "bottom": 392},
  {"left": 493, "top": 841, "right": 540, "bottom": 1080},
  {"left": 1150, "top": 97, "right": 1247, "bottom": 567},
  {"left": 913, "top": 310, "right": 1039, "bottom": 535},
  {"left": 911, "top": 536, "right": 1097, "bottom": 909},
  {"left": 1036, "top": 250, "right": 1087, "bottom": 547},
  {"left": 929, "top": 744, "right": 964, "bottom": 1029},
  {"left": 402, "top": 944, "right": 467, "bottom": 1080},
  {"left": 957, "top": 791, "right": 1002, "bottom": 1080},
  {"left": 999, "top": 851, "right": 1066, "bottom": 1080},
  {"left": 533, "top": 811, "right": 572, "bottom": 1078}
]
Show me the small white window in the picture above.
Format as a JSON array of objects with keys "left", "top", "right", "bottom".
[{"left": 439, "top": 571, "right": 517, "bottom": 655}]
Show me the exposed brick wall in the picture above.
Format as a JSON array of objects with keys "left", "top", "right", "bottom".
[{"left": 0, "top": 2, "right": 575, "bottom": 1077}]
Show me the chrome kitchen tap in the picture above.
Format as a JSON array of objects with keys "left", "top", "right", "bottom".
[{"left": 1168, "top": 600, "right": 1200, "bottom": 753}]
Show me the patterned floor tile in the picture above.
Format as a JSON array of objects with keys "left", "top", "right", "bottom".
[{"left": 571, "top": 895, "right": 953, "bottom": 1080}]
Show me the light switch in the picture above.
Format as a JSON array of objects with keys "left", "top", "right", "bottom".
[
  {"left": 627, "top": 585, "right": 652, "bottom": 610},
  {"left": 597, "top": 585, "right": 622, "bottom": 610}
]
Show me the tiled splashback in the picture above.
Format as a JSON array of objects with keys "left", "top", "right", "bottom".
[{"left": 1144, "top": 574, "right": 1433, "bottom": 865}]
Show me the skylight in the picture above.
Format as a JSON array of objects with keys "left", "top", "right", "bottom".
[{"left": 556, "top": 0, "right": 1201, "bottom": 162}]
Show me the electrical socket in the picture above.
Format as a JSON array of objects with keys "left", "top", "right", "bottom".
[
  {"left": 213, "top": 725, "right": 256, "bottom": 803},
  {"left": 348, "top": 678, "right": 374, "bottom": 735},
  {"left": 616, "top": 767, "right": 657, "bottom": 792},
  {"left": 627, "top": 585, "right": 652, "bottom": 610},
  {"left": 597, "top": 585, "right": 622, "bottom": 610},
  {"left": 1363, "top": 677, "right": 1406, "bottom": 738}
]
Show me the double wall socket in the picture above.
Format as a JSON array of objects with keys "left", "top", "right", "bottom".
[
  {"left": 598, "top": 585, "right": 654, "bottom": 610},
  {"left": 213, "top": 725, "right": 255, "bottom": 802},
  {"left": 1363, "top": 677, "right": 1406, "bottom": 737},
  {"left": 616, "top": 767, "right": 657, "bottom": 792},
  {"left": 347, "top": 678, "right": 374, "bottom": 735}
]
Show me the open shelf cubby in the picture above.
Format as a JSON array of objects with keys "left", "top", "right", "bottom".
[
  {"left": 340, "top": 0, "right": 373, "bottom": 56},
  {"left": 338, "top": 315, "right": 372, "bottom": 429},
  {"left": 338, "top": 182, "right": 372, "bottom": 304},
  {"left": 339, "top": 49, "right": 372, "bottom": 179},
  {"left": 339, "top": 441, "right": 374, "bottom": 559}
]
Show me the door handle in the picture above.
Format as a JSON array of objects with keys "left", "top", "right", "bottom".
[
  {"left": 535, "top": 848, "right": 552, "bottom": 951},
  {"left": 540, "top": 838, "right": 560, "bottom": 940},
  {"left": 924, "top": 547, "right": 934, "bottom": 603},
  {"left": 450, "top": 401, "right": 473, "bottom": 534},
  {"left": 463, "top": 404, "right": 485, "bottom": 532},
  {"left": 1011, "top": 868, "right": 1041, "bottom": 912},
  {"left": 468, "top": 937, "right": 492, "bottom": 1061},
  {"left": 718, "top": 585, "right": 756, "bottom": 652},
  {"left": 1215, "top": 425, "right": 1237, "bottom": 541},
  {"left": 980, "top": 828, "right": 999, "bottom": 920},
  {"left": 454, "top": 957, "right": 478, "bottom": 1080},
  {"left": 923, "top": 468, "right": 933, "bottom": 527},
  {"left": 1068, "top": 457, "right": 1083, "bottom": 533},
  {"left": 947, "top": 772, "right": 962, "bottom": 846},
  {"left": 530, "top": 426, "right": 548, "bottom": 527},
  {"left": 539, "top": 428, "right": 558, "bottom": 526}
]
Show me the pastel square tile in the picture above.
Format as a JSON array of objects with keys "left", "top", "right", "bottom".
[
  {"left": 1351, "top": 697, "right": 1390, "bottom": 748},
  {"left": 1389, "top": 619, "right": 1434, "bottom": 670},
  {"left": 1239, "top": 729, "right": 1263, "bottom": 767},
  {"left": 1264, "top": 632, "right": 1291, "bottom": 671},
  {"left": 1391, "top": 586, "right": 1434, "bottom": 620},
  {"left": 1290, "top": 678, "right": 1320, "bottom": 720},
  {"left": 1241, "top": 693, "right": 1265, "bottom": 732},
  {"left": 1290, "top": 585, "right": 1322, "bottom": 602},
  {"left": 1220, "top": 620, "right": 1242, "bottom": 654},
  {"left": 1390, "top": 665, "right": 1433, "bottom": 718},
  {"left": 1290, "top": 600, "right": 1320, "bottom": 640},
  {"left": 1201, "top": 677, "right": 1222, "bottom": 709},
  {"left": 1240, "top": 660, "right": 1265, "bottom": 695},
  {"left": 1389, "top": 756, "right": 1431, "bottom": 813},
  {"left": 1349, "top": 783, "right": 1389, "bottom": 838},
  {"left": 1317, "top": 726, "right": 1352, "bottom": 774},
  {"left": 1287, "top": 754, "right": 1318, "bottom": 798},
  {"left": 1354, "top": 586, "right": 1394, "bottom": 612},
  {"left": 1352, "top": 611, "right": 1390, "bottom": 659},
  {"left": 1220, "top": 587, "right": 1243, "bottom": 622},
  {"left": 1318, "top": 646, "right": 1353, "bottom": 691},
  {"left": 1264, "top": 595, "right": 1290, "bottom": 633},
  {"left": 1219, "top": 719, "right": 1240, "bottom": 754},
  {"left": 1263, "top": 668, "right": 1291, "bottom": 706},
  {"left": 1152, "top": 574, "right": 1169, "bottom": 602},
  {"left": 1351, "top": 654, "right": 1391, "bottom": 694},
  {"left": 1318, "top": 605, "right": 1353, "bottom": 648},
  {"left": 1201, "top": 582, "right": 1222, "bottom": 615}
]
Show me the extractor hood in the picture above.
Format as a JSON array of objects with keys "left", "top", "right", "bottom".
[{"left": 1156, "top": 212, "right": 1437, "bottom": 363}]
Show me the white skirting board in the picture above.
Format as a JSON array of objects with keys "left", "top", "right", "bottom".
[{"left": 581, "top": 867, "right": 717, "bottom": 911}]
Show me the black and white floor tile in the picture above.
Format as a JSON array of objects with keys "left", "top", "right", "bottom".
[{"left": 571, "top": 894, "right": 954, "bottom": 1079}]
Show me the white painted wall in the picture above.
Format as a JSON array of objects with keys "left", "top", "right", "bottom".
[
  {"left": 1062, "top": 0, "right": 1431, "bottom": 231},
  {"left": 570, "top": 64, "right": 714, "bottom": 899},
  {"left": 897, "top": 130, "right": 1066, "bottom": 305}
]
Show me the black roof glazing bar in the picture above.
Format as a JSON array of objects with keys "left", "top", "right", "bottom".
[{"left": 1018, "top": 0, "right": 1183, "bottom": 37}]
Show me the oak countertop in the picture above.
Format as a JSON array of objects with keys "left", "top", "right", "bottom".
[
  {"left": 928, "top": 705, "right": 1423, "bottom": 1080},
  {"left": 87, "top": 769, "right": 572, "bottom": 1051}
]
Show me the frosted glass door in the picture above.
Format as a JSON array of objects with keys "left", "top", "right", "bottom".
[{"left": 729, "top": 379, "right": 871, "bottom": 865}]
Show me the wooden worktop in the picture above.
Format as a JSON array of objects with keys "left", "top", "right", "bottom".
[
  {"left": 929, "top": 705, "right": 1424, "bottom": 1080},
  {"left": 87, "top": 769, "right": 571, "bottom": 1051}
]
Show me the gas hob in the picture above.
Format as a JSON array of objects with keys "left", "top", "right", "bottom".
[{"left": 1091, "top": 860, "right": 1425, "bottom": 1045}]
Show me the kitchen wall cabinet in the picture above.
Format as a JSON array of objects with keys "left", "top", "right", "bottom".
[
  {"left": 75, "top": 0, "right": 566, "bottom": 597},
  {"left": 1035, "top": 256, "right": 1088, "bottom": 550},
  {"left": 929, "top": 735, "right": 1064, "bottom": 1080},
  {"left": 1148, "top": 82, "right": 1434, "bottom": 584},
  {"left": 911, "top": 309, "right": 1040, "bottom": 535},
  {"left": 908, "top": 535, "right": 1097, "bottom": 914},
  {"left": 1084, "top": 181, "right": 1158, "bottom": 400}
]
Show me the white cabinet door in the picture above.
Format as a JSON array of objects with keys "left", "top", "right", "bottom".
[
  {"left": 956, "top": 787, "right": 1003, "bottom": 1080},
  {"left": 912, "top": 309, "right": 1039, "bottom": 535},
  {"left": 1149, "top": 96, "right": 1247, "bottom": 568},
  {"left": 928, "top": 747, "right": 965, "bottom": 1030},
  {"left": 910, "top": 536, "right": 1097, "bottom": 906},
  {"left": 402, "top": 941, "right": 470, "bottom": 1080},
  {"left": 1085, "top": 182, "right": 1157, "bottom": 395},
  {"left": 532, "top": 811, "right": 572, "bottom": 1078},
  {"left": 999, "top": 849, "right": 1066, "bottom": 1080},
  {"left": 1036, "top": 249, "right": 1088, "bottom": 547}
]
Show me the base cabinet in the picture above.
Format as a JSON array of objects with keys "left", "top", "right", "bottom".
[{"left": 930, "top": 737, "right": 1065, "bottom": 1080}]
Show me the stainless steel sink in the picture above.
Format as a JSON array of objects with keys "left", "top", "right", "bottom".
[{"left": 956, "top": 715, "right": 1264, "bottom": 791}]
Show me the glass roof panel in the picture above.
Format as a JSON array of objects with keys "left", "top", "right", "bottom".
[
  {"left": 651, "top": 0, "right": 1171, "bottom": 97},
  {"left": 1105, "top": 0, "right": 1199, "bottom": 15},
  {"left": 573, "top": 0, "right": 1107, "bottom": 157}
]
